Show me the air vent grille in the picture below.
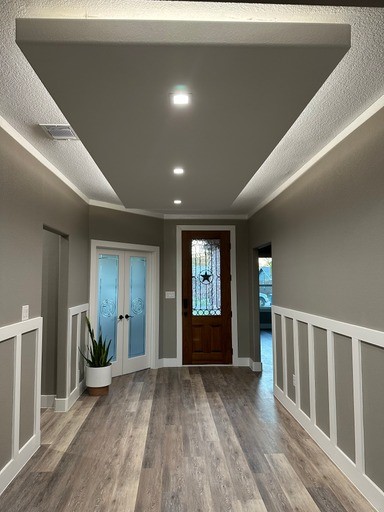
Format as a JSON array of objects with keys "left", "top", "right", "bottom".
[{"left": 40, "top": 124, "right": 79, "bottom": 140}]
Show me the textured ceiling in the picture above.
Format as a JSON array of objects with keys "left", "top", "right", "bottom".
[
  {"left": 1, "top": 1, "right": 384, "bottom": 217},
  {"left": 17, "top": 19, "right": 349, "bottom": 214}
]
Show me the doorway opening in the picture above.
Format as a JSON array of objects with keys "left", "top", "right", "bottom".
[
  {"left": 41, "top": 227, "right": 69, "bottom": 406},
  {"left": 182, "top": 230, "right": 232, "bottom": 365},
  {"left": 89, "top": 240, "right": 159, "bottom": 376},
  {"left": 256, "top": 244, "right": 273, "bottom": 378}
]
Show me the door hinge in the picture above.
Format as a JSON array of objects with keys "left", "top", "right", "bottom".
[
  {"left": 231, "top": 347, "right": 233, "bottom": 355},
  {"left": 230, "top": 311, "right": 232, "bottom": 318},
  {"left": 230, "top": 274, "right": 232, "bottom": 281}
]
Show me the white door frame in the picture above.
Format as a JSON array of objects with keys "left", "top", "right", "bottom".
[
  {"left": 89, "top": 239, "right": 160, "bottom": 370},
  {"left": 176, "top": 225, "right": 239, "bottom": 366}
]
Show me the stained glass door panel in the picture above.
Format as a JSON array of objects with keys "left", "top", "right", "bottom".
[{"left": 182, "top": 231, "right": 232, "bottom": 365}]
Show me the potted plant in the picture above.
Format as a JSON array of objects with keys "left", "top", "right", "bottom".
[{"left": 79, "top": 317, "right": 113, "bottom": 396}]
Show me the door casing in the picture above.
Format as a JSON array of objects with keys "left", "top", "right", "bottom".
[
  {"left": 176, "top": 225, "right": 239, "bottom": 366},
  {"left": 89, "top": 240, "right": 160, "bottom": 371}
]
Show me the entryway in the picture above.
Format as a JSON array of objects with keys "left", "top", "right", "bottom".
[
  {"left": 90, "top": 241, "right": 159, "bottom": 377},
  {"left": 182, "top": 230, "right": 232, "bottom": 365},
  {"left": 41, "top": 226, "right": 69, "bottom": 405}
]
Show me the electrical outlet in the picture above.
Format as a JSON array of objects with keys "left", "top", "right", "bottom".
[
  {"left": 22, "top": 305, "right": 29, "bottom": 321},
  {"left": 293, "top": 374, "right": 296, "bottom": 387}
]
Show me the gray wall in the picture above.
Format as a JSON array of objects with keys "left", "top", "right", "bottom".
[
  {"left": 41, "top": 229, "right": 60, "bottom": 395},
  {"left": 249, "top": 107, "right": 384, "bottom": 359},
  {"left": 249, "top": 108, "right": 384, "bottom": 492},
  {"left": 0, "top": 127, "right": 89, "bottom": 402},
  {"left": 0, "top": 129, "right": 89, "bottom": 328}
]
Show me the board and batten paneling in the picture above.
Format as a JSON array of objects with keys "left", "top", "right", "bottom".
[
  {"left": 54, "top": 304, "right": 88, "bottom": 413},
  {"left": 272, "top": 305, "right": 384, "bottom": 512},
  {"left": 0, "top": 318, "right": 42, "bottom": 496}
]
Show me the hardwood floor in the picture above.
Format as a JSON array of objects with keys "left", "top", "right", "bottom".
[{"left": 0, "top": 337, "right": 376, "bottom": 511}]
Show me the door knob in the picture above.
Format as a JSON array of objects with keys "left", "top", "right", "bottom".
[
  {"left": 125, "top": 314, "right": 131, "bottom": 320},
  {"left": 118, "top": 314, "right": 124, "bottom": 320}
]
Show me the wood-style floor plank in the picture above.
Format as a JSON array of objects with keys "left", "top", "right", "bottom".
[{"left": 0, "top": 339, "right": 377, "bottom": 512}]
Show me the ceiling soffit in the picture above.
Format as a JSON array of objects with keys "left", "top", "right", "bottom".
[{"left": 16, "top": 19, "right": 350, "bottom": 214}]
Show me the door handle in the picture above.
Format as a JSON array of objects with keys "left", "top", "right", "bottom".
[
  {"left": 118, "top": 314, "right": 124, "bottom": 321},
  {"left": 125, "top": 314, "right": 131, "bottom": 320},
  {"left": 183, "top": 298, "right": 188, "bottom": 309}
]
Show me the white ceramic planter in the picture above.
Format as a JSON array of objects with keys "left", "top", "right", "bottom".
[{"left": 86, "top": 365, "right": 112, "bottom": 388}]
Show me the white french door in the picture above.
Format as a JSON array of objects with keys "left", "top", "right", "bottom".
[{"left": 95, "top": 249, "right": 150, "bottom": 377}]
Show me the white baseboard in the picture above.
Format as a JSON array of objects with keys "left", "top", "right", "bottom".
[
  {"left": 156, "top": 357, "right": 262, "bottom": 372},
  {"left": 41, "top": 395, "right": 56, "bottom": 408},
  {"left": 156, "top": 358, "right": 180, "bottom": 368},
  {"left": 250, "top": 360, "right": 263, "bottom": 372},
  {"left": 236, "top": 357, "right": 250, "bottom": 367},
  {"left": 54, "top": 379, "right": 86, "bottom": 413}
]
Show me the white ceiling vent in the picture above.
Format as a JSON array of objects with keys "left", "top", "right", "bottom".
[{"left": 40, "top": 124, "right": 79, "bottom": 140}]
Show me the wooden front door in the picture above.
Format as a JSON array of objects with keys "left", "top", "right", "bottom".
[{"left": 182, "top": 231, "right": 232, "bottom": 365}]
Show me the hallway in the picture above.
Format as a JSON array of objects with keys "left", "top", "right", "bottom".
[{"left": 0, "top": 353, "right": 375, "bottom": 512}]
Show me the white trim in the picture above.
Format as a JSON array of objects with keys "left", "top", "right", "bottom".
[
  {"left": 89, "top": 200, "right": 164, "bottom": 219},
  {"left": 89, "top": 240, "right": 160, "bottom": 371},
  {"left": 176, "top": 225, "right": 239, "bottom": 366},
  {"left": 59, "top": 303, "right": 88, "bottom": 413},
  {"left": 293, "top": 319, "right": 301, "bottom": 409},
  {"left": 308, "top": 323, "right": 316, "bottom": 426},
  {"left": 352, "top": 336, "right": 365, "bottom": 474},
  {"left": 250, "top": 360, "right": 263, "bottom": 372},
  {"left": 327, "top": 330, "right": 337, "bottom": 445},
  {"left": 41, "top": 395, "right": 56, "bottom": 408},
  {"left": 89, "top": 201, "right": 247, "bottom": 220},
  {"left": 0, "top": 318, "right": 42, "bottom": 496},
  {"left": 281, "top": 316, "right": 288, "bottom": 395},
  {"left": 236, "top": 357, "right": 250, "bottom": 367},
  {"left": 54, "top": 379, "right": 86, "bottom": 413},
  {"left": 248, "top": 94, "right": 384, "bottom": 218},
  {"left": 0, "top": 115, "right": 88, "bottom": 204},
  {"left": 157, "top": 358, "right": 180, "bottom": 368},
  {"left": 272, "top": 305, "right": 384, "bottom": 512}
]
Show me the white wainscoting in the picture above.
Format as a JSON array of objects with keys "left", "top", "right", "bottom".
[
  {"left": 54, "top": 304, "right": 88, "bottom": 413},
  {"left": 272, "top": 305, "right": 384, "bottom": 512},
  {"left": 0, "top": 317, "right": 42, "bottom": 495}
]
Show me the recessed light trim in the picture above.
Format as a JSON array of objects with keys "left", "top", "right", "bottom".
[
  {"left": 171, "top": 92, "right": 190, "bottom": 106},
  {"left": 173, "top": 167, "right": 184, "bottom": 175},
  {"left": 174, "top": 199, "right": 182, "bottom": 205}
]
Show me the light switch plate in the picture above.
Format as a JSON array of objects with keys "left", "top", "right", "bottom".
[
  {"left": 165, "top": 291, "right": 175, "bottom": 299},
  {"left": 22, "top": 305, "right": 29, "bottom": 321}
]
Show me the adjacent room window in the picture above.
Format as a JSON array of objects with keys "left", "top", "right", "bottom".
[{"left": 258, "top": 257, "right": 272, "bottom": 310}]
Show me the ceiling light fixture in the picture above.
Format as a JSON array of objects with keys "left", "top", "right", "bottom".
[
  {"left": 172, "top": 92, "right": 190, "bottom": 106},
  {"left": 174, "top": 199, "right": 182, "bottom": 205},
  {"left": 173, "top": 167, "right": 184, "bottom": 175}
]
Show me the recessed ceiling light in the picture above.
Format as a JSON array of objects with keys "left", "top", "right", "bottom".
[
  {"left": 173, "top": 167, "right": 184, "bottom": 175},
  {"left": 174, "top": 199, "right": 182, "bottom": 205},
  {"left": 171, "top": 92, "right": 190, "bottom": 106}
]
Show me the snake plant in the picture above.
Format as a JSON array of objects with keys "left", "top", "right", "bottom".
[{"left": 79, "top": 317, "right": 113, "bottom": 367}]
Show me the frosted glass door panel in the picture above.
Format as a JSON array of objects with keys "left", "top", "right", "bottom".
[
  {"left": 128, "top": 257, "right": 147, "bottom": 358},
  {"left": 97, "top": 254, "right": 119, "bottom": 361}
]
